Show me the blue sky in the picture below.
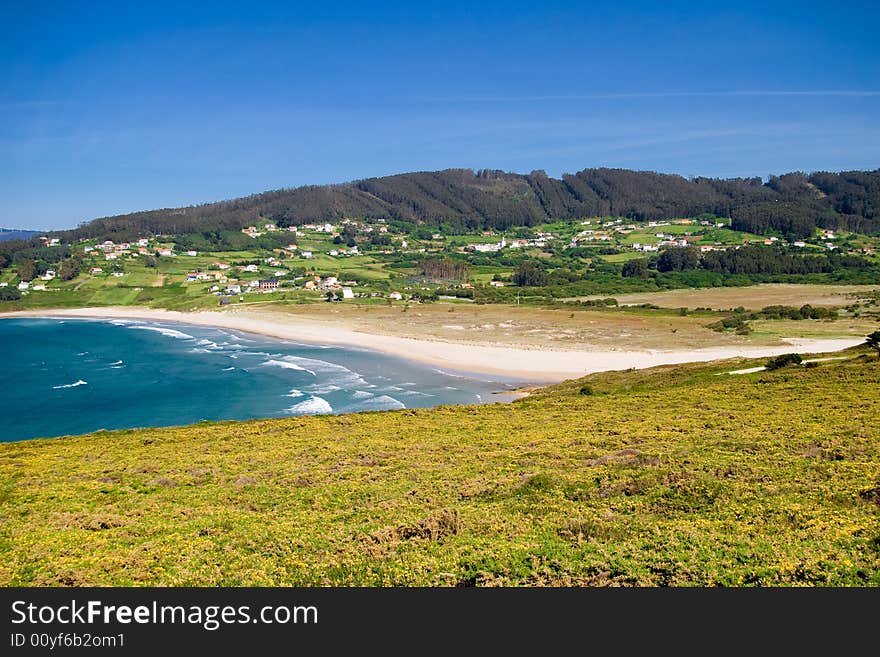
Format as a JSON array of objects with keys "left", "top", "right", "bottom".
[{"left": 2, "top": 1, "right": 879, "bottom": 230}]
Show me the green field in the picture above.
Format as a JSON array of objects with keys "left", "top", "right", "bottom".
[{"left": 2, "top": 350, "right": 878, "bottom": 586}]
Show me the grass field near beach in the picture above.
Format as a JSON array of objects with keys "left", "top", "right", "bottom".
[{"left": 2, "top": 350, "right": 878, "bottom": 586}]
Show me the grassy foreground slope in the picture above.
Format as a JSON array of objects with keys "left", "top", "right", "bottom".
[{"left": 1, "top": 354, "right": 879, "bottom": 586}]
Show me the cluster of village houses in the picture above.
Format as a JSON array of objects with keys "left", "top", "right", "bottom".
[
  {"left": 466, "top": 233, "right": 553, "bottom": 253},
  {"left": 9, "top": 217, "right": 872, "bottom": 297}
]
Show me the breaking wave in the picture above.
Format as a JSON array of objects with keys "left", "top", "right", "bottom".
[
  {"left": 52, "top": 379, "right": 88, "bottom": 390},
  {"left": 355, "top": 395, "right": 406, "bottom": 410},
  {"left": 286, "top": 396, "right": 333, "bottom": 415},
  {"left": 129, "top": 326, "right": 196, "bottom": 340},
  {"left": 263, "top": 359, "right": 317, "bottom": 375}
]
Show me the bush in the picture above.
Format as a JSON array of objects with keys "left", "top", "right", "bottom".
[
  {"left": 579, "top": 386, "right": 594, "bottom": 396},
  {"left": 765, "top": 353, "right": 803, "bottom": 370},
  {"left": 0, "top": 286, "right": 22, "bottom": 301}
]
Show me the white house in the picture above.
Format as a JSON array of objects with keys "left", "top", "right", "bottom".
[
  {"left": 300, "top": 251, "right": 313, "bottom": 259},
  {"left": 341, "top": 287, "right": 355, "bottom": 299},
  {"left": 389, "top": 291, "right": 403, "bottom": 300},
  {"left": 185, "top": 250, "right": 198, "bottom": 256},
  {"left": 17, "top": 281, "right": 29, "bottom": 290}
]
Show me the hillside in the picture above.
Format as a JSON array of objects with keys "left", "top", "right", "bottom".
[
  {"left": 55, "top": 167, "right": 880, "bottom": 243},
  {"left": 1, "top": 351, "right": 878, "bottom": 586}
]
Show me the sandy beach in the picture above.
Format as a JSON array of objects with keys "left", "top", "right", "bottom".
[{"left": 1, "top": 306, "right": 867, "bottom": 381}]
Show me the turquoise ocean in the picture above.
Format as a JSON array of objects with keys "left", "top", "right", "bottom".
[{"left": 0, "top": 318, "right": 526, "bottom": 442}]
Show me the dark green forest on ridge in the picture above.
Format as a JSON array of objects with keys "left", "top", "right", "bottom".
[{"left": 33, "top": 167, "right": 880, "bottom": 243}]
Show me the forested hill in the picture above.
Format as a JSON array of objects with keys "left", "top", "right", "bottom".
[{"left": 58, "top": 167, "right": 880, "bottom": 242}]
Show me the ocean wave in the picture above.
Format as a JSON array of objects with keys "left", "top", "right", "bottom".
[
  {"left": 52, "top": 379, "right": 88, "bottom": 390},
  {"left": 275, "top": 355, "right": 370, "bottom": 388},
  {"left": 110, "top": 360, "right": 123, "bottom": 366},
  {"left": 286, "top": 396, "right": 333, "bottom": 415},
  {"left": 129, "top": 325, "right": 196, "bottom": 340},
  {"left": 263, "top": 359, "right": 317, "bottom": 375},
  {"left": 222, "top": 366, "right": 235, "bottom": 371},
  {"left": 355, "top": 395, "right": 406, "bottom": 410},
  {"left": 351, "top": 390, "right": 374, "bottom": 400},
  {"left": 287, "top": 389, "right": 305, "bottom": 397},
  {"left": 433, "top": 368, "right": 466, "bottom": 379},
  {"left": 307, "top": 384, "right": 341, "bottom": 394}
]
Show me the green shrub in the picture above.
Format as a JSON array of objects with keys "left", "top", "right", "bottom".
[{"left": 766, "top": 353, "right": 803, "bottom": 370}]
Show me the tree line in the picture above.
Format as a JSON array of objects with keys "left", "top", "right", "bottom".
[
  {"left": 418, "top": 258, "right": 470, "bottom": 282},
  {"left": 622, "top": 245, "right": 871, "bottom": 277},
  {"left": 15, "top": 167, "right": 878, "bottom": 247}
]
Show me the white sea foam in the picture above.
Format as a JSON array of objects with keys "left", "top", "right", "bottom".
[
  {"left": 308, "top": 384, "right": 341, "bottom": 394},
  {"left": 52, "top": 379, "right": 88, "bottom": 390},
  {"left": 356, "top": 395, "right": 406, "bottom": 410},
  {"left": 433, "top": 369, "right": 466, "bottom": 379},
  {"left": 277, "top": 355, "right": 369, "bottom": 388},
  {"left": 263, "top": 359, "right": 316, "bottom": 375},
  {"left": 287, "top": 389, "right": 305, "bottom": 397},
  {"left": 351, "top": 390, "right": 374, "bottom": 400},
  {"left": 129, "top": 326, "right": 195, "bottom": 340},
  {"left": 110, "top": 360, "right": 123, "bottom": 366},
  {"left": 286, "top": 396, "right": 333, "bottom": 414},
  {"left": 222, "top": 366, "right": 235, "bottom": 371}
]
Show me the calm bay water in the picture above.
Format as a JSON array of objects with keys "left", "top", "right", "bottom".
[{"left": 0, "top": 318, "right": 525, "bottom": 442}]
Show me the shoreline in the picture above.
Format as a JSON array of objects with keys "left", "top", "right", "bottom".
[{"left": 0, "top": 306, "right": 866, "bottom": 381}]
